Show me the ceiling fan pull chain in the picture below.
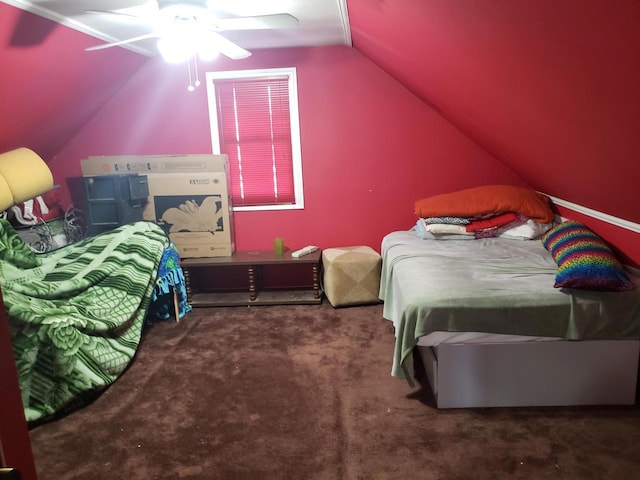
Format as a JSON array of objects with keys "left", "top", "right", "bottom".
[
  {"left": 187, "top": 57, "right": 195, "bottom": 91},
  {"left": 186, "top": 56, "right": 202, "bottom": 92},
  {"left": 194, "top": 58, "right": 201, "bottom": 88}
]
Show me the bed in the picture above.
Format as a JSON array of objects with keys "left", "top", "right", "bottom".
[
  {"left": 1, "top": 218, "right": 189, "bottom": 424},
  {"left": 380, "top": 185, "right": 640, "bottom": 408}
]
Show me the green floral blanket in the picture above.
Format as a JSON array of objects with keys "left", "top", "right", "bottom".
[{"left": 0, "top": 219, "right": 169, "bottom": 424}]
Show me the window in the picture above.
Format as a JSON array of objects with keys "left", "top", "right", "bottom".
[{"left": 206, "top": 68, "right": 304, "bottom": 211}]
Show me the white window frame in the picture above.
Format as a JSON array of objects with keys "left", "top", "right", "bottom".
[{"left": 206, "top": 67, "right": 304, "bottom": 211}]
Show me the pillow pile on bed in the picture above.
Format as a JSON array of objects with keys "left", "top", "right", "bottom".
[
  {"left": 414, "top": 185, "right": 555, "bottom": 240},
  {"left": 541, "top": 221, "right": 636, "bottom": 291}
]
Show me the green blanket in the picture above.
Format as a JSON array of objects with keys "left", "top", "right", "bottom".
[{"left": 1, "top": 219, "right": 169, "bottom": 424}]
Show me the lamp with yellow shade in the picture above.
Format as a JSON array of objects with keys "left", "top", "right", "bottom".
[{"left": 0, "top": 148, "right": 54, "bottom": 213}]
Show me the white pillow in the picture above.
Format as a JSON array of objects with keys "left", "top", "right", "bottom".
[
  {"left": 415, "top": 219, "right": 475, "bottom": 240},
  {"left": 425, "top": 223, "right": 473, "bottom": 235},
  {"left": 499, "top": 219, "right": 553, "bottom": 240}
]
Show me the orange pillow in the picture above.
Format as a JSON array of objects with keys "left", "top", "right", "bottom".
[{"left": 414, "top": 185, "right": 554, "bottom": 223}]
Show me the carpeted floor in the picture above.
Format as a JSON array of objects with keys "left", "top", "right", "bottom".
[{"left": 29, "top": 302, "right": 640, "bottom": 480}]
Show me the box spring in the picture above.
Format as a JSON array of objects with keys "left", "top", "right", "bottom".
[{"left": 417, "top": 340, "right": 640, "bottom": 408}]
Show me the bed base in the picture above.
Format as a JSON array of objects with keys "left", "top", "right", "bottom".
[{"left": 417, "top": 340, "right": 640, "bottom": 408}]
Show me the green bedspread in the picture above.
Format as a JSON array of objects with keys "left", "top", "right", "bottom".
[{"left": 0, "top": 219, "right": 169, "bottom": 424}]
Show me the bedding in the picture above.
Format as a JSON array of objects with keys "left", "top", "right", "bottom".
[
  {"left": 424, "top": 223, "right": 473, "bottom": 236},
  {"left": 414, "top": 219, "right": 475, "bottom": 240},
  {"left": 380, "top": 230, "right": 640, "bottom": 384},
  {"left": 421, "top": 216, "right": 470, "bottom": 225},
  {"left": 541, "top": 221, "right": 635, "bottom": 291},
  {"left": 465, "top": 212, "right": 518, "bottom": 232},
  {"left": 498, "top": 218, "right": 553, "bottom": 240},
  {"left": 1, "top": 218, "right": 171, "bottom": 424},
  {"left": 414, "top": 185, "right": 555, "bottom": 223}
]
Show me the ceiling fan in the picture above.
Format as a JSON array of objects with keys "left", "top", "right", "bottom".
[{"left": 84, "top": 0, "right": 299, "bottom": 62}]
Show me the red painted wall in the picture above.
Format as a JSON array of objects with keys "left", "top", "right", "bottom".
[
  {"left": 347, "top": 0, "right": 640, "bottom": 223},
  {"left": 0, "top": 4, "right": 147, "bottom": 160},
  {"left": 347, "top": 0, "right": 640, "bottom": 261},
  {"left": 51, "top": 46, "right": 524, "bottom": 252}
]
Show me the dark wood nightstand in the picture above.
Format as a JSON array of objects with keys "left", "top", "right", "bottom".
[{"left": 181, "top": 250, "right": 322, "bottom": 307}]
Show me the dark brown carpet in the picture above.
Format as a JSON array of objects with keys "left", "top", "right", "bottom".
[{"left": 29, "top": 302, "right": 640, "bottom": 480}]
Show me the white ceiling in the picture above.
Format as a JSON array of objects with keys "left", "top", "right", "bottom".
[{"left": 2, "top": 0, "right": 351, "bottom": 56}]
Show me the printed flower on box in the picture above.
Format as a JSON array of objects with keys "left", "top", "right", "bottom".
[{"left": 159, "top": 196, "right": 224, "bottom": 233}]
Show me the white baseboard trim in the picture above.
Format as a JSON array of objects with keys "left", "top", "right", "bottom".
[{"left": 542, "top": 194, "right": 640, "bottom": 234}]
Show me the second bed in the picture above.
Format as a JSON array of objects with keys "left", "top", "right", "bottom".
[{"left": 379, "top": 230, "right": 640, "bottom": 407}]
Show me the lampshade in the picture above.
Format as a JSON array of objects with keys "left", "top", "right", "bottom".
[
  {"left": 0, "top": 147, "right": 53, "bottom": 212},
  {"left": 0, "top": 175, "right": 13, "bottom": 211}
]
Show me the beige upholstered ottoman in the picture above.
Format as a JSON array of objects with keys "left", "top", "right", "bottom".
[{"left": 322, "top": 246, "right": 382, "bottom": 307}]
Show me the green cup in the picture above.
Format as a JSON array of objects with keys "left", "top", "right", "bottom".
[{"left": 273, "top": 237, "right": 285, "bottom": 255}]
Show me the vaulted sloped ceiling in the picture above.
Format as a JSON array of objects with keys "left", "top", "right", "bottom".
[
  {"left": 0, "top": 3, "right": 147, "bottom": 161},
  {"left": 347, "top": 0, "right": 640, "bottom": 224}
]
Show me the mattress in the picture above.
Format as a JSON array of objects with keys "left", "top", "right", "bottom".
[{"left": 380, "top": 230, "right": 640, "bottom": 381}]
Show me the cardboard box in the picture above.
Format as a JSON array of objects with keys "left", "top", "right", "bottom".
[
  {"left": 145, "top": 172, "right": 234, "bottom": 258},
  {"left": 81, "top": 154, "right": 228, "bottom": 176},
  {"left": 81, "top": 155, "right": 235, "bottom": 258}
]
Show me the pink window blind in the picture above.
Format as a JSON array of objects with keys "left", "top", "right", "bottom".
[{"left": 214, "top": 77, "right": 295, "bottom": 207}]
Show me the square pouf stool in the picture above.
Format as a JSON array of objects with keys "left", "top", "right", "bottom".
[{"left": 322, "top": 246, "right": 382, "bottom": 307}]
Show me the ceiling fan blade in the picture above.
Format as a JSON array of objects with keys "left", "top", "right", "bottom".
[
  {"left": 82, "top": 0, "right": 159, "bottom": 20},
  {"left": 215, "top": 14, "right": 299, "bottom": 31},
  {"left": 81, "top": 9, "right": 157, "bottom": 31},
  {"left": 205, "top": 31, "right": 251, "bottom": 59},
  {"left": 84, "top": 10, "right": 143, "bottom": 20},
  {"left": 34, "top": 0, "right": 150, "bottom": 17},
  {"left": 85, "top": 32, "right": 160, "bottom": 51}
]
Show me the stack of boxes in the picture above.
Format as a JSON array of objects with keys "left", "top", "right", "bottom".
[{"left": 80, "top": 154, "right": 234, "bottom": 258}]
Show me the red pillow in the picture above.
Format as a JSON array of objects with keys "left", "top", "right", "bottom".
[{"left": 414, "top": 185, "right": 554, "bottom": 223}]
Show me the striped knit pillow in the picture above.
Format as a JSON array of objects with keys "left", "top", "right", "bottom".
[{"left": 541, "top": 221, "right": 635, "bottom": 291}]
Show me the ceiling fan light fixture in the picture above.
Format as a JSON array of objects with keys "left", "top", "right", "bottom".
[
  {"left": 197, "top": 31, "right": 220, "bottom": 61},
  {"left": 157, "top": 35, "right": 195, "bottom": 63},
  {"left": 157, "top": 27, "right": 220, "bottom": 63}
]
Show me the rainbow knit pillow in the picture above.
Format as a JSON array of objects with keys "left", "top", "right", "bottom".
[{"left": 541, "top": 221, "right": 635, "bottom": 291}]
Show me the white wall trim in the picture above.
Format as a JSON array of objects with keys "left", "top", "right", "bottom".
[
  {"left": 337, "top": 0, "right": 353, "bottom": 47},
  {"left": 205, "top": 67, "right": 305, "bottom": 211},
  {"left": 542, "top": 193, "right": 640, "bottom": 234}
]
